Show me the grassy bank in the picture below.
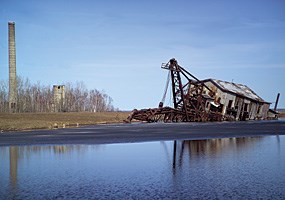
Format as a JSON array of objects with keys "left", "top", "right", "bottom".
[{"left": 0, "top": 112, "right": 130, "bottom": 131}]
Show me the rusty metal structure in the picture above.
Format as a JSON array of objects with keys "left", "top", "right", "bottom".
[{"left": 126, "top": 58, "right": 223, "bottom": 123}]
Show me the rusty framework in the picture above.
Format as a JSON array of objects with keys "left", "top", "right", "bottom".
[{"left": 126, "top": 58, "right": 222, "bottom": 123}]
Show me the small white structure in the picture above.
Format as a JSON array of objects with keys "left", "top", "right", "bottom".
[{"left": 52, "top": 85, "right": 65, "bottom": 112}]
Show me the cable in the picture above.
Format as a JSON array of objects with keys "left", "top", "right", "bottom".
[{"left": 161, "top": 71, "right": 170, "bottom": 104}]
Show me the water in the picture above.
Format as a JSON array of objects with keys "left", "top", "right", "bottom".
[{"left": 1, "top": 136, "right": 285, "bottom": 199}]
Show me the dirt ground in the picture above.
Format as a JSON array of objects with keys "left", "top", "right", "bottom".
[{"left": 0, "top": 112, "right": 130, "bottom": 131}]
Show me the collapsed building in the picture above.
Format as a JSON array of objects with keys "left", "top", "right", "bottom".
[
  {"left": 200, "top": 79, "right": 270, "bottom": 121},
  {"left": 126, "top": 58, "right": 278, "bottom": 123}
]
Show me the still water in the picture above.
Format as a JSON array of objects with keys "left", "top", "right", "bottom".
[{"left": 1, "top": 136, "right": 285, "bottom": 199}]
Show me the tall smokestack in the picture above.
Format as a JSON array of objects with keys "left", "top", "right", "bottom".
[{"left": 8, "top": 22, "right": 17, "bottom": 112}]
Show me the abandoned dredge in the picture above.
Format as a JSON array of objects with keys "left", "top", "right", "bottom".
[{"left": 126, "top": 58, "right": 279, "bottom": 123}]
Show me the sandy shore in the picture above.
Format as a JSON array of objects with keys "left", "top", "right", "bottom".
[{"left": 0, "top": 120, "right": 284, "bottom": 146}]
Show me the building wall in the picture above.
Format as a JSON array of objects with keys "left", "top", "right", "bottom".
[
  {"left": 261, "top": 103, "right": 270, "bottom": 119},
  {"left": 222, "top": 93, "right": 236, "bottom": 115},
  {"left": 248, "top": 102, "right": 258, "bottom": 120},
  {"left": 202, "top": 80, "right": 269, "bottom": 121},
  {"left": 203, "top": 82, "right": 236, "bottom": 116}
]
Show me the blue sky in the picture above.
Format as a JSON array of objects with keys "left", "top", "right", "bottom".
[{"left": 0, "top": 0, "right": 284, "bottom": 110}]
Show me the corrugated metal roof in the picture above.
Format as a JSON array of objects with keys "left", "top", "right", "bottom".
[{"left": 203, "top": 79, "right": 266, "bottom": 103}]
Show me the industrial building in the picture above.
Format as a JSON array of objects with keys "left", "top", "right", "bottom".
[{"left": 201, "top": 79, "right": 270, "bottom": 120}]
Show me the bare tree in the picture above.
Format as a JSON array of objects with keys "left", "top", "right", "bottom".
[
  {"left": 0, "top": 80, "right": 8, "bottom": 112},
  {"left": 0, "top": 76, "right": 117, "bottom": 113}
]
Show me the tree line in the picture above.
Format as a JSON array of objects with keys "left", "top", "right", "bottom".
[{"left": 0, "top": 76, "right": 116, "bottom": 113}]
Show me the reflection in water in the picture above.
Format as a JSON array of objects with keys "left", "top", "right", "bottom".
[
  {"left": 2, "top": 145, "right": 99, "bottom": 191},
  {"left": 171, "top": 137, "right": 264, "bottom": 172},
  {"left": 172, "top": 140, "right": 177, "bottom": 172},
  {"left": 9, "top": 147, "right": 18, "bottom": 189},
  {"left": 1, "top": 136, "right": 285, "bottom": 199}
]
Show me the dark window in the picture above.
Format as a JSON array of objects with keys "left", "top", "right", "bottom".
[
  {"left": 11, "top": 102, "right": 16, "bottom": 109},
  {"left": 257, "top": 105, "right": 261, "bottom": 114},
  {"left": 244, "top": 103, "right": 248, "bottom": 111},
  {"left": 228, "top": 100, "right": 233, "bottom": 108},
  {"left": 206, "top": 102, "right": 209, "bottom": 108},
  {"left": 217, "top": 97, "right": 221, "bottom": 103}
]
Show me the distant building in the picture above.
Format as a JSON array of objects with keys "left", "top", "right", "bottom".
[
  {"left": 201, "top": 79, "right": 270, "bottom": 120},
  {"left": 53, "top": 85, "right": 65, "bottom": 112}
]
